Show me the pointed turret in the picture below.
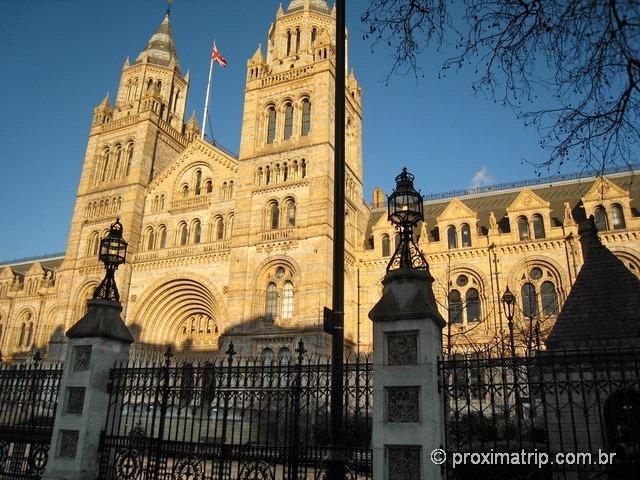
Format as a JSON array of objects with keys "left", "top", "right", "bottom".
[
  {"left": 136, "top": 13, "right": 180, "bottom": 71},
  {"left": 249, "top": 44, "right": 264, "bottom": 65},
  {"left": 184, "top": 111, "right": 200, "bottom": 142},
  {"left": 93, "top": 94, "right": 113, "bottom": 126}
]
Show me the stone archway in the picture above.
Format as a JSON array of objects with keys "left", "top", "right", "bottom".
[{"left": 134, "top": 278, "right": 223, "bottom": 351}]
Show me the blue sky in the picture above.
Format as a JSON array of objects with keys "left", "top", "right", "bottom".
[{"left": 0, "top": 0, "right": 559, "bottom": 261}]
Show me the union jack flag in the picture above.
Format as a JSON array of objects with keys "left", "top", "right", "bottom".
[{"left": 211, "top": 42, "right": 227, "bottom": 68}]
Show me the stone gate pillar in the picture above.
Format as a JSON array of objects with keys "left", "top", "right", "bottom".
[
  {"left": 369, "top": 268, "right": 446, "bottom": 480},
  {"left": 43, "top": 299, "right": 134, "bottom": 480}
]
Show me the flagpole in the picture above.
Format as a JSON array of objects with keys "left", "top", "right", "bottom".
[{"left": 201, "top": 51, "right": 215, "bottom": 140}]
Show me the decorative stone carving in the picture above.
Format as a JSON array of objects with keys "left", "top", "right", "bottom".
[
  {"left": 387, "top": 333, "right": 418, "bottom": 365},
  {"left": 387, "top": 446, "right": 421, "bottom": 480},
  {"left": 387, "top": 387, "right": 420, "bottom": 423},
  {"left": 58, "top": 430, "right": 79, "bottom": 458},
  {"left": 72, "top": 345, "right": 92, "bottom": 371},
  {"left": 66, "top": 387, "right": 85, "bottom": 415}
]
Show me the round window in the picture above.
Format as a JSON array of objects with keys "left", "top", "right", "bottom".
[
  {"left": 456, "top": 275, "right": 469, "bottom": 287},
  {"left": 530, "top": 268, "right": 543, "bottom": 280},
  {"left": 275, "top": 267, "right": 286, "bottom": 279}
]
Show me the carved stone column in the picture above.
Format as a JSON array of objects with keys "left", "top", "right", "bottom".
[{"left": 369, "top": 269, "right": 446, "bottom": 480}]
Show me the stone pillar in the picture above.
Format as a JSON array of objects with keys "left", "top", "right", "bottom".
[
  {"left": 369, "top": 269, "right": 446, "bottom": 480},
  {"left": 43, "top": 299, "right": 134, "bottom": 480}
]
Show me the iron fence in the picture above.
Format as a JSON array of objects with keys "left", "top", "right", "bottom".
[
  {"left": 0, "top": 353, "right": 64, "bottom": 479},
  {"left": 440, "top": 346, "right": 640, "bottom": 479},
  {"left": 99, "top": 341, "right": 372, "bottom": 479}
]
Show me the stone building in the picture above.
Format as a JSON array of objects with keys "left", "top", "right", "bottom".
[{"left": 0, "top": 0, "right": 639, "bottom": 361}]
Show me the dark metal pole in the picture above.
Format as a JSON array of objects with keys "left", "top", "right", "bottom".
[{"left": 327, "top": 0, "right": 346, "bottom": 478}]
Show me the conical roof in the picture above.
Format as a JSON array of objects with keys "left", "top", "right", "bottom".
[
  {"left": 545, "top": 220, "right": 640, "bottom": 349},
  {"left": 136, "top": 13, "right": 180, "bottom": 69},
  {"left": 288, "top": 0, "right": 330, "bottom": 13}
]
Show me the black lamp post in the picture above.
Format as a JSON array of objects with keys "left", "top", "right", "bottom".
[
  {"left": 387, "top": 167, "right": 428, "bottom": 272},
  {"left": 93, "top": 218, "right": 128, "bottom": 301},
  {"left": 501, "top": 286, "right": 516, "bottom": 357}
]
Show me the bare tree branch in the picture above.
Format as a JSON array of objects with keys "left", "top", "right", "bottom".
[{"left": 362, "top": 0, "right": 640, "bottom": 172}]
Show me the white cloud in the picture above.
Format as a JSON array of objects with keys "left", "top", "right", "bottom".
[{"left": 471, "top": 166, "right": 492, "bottom": 188}]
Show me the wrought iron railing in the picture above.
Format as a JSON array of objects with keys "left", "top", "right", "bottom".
[
  {"left": 440, "top": 345, "right": 640, "bottom": 479},
  {"left": 99, "top": 341, "right": 372, "bottom": 479},
  {"left": 0, "top": 353, "right": 64, "bottom": 479}
]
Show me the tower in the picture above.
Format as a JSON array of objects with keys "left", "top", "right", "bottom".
[
  {"left": 55, "top": 11, "right": 192, "bottom": 334},
  {"left": 225, "top": 0, "right": 370, "bottom": 350}
]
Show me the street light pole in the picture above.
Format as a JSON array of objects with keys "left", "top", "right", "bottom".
[{"left": 325, "top": 0, "right": 346, "bottom": 478}]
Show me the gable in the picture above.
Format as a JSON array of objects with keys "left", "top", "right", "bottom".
[
  {"left": 0, "top": 266, "right": 14, "bottom": 281},
  {"left": 506, "top": 188, "right": 550, "bottom": 213},
  {"left": 148, "top": 139, "right": 238, "bottom": 194},
  {"left": 582, "top": 177, "right": 629, "bottom": 202},
  {"left": 436, "top": 198, "right": 476, "bottom": 222}
]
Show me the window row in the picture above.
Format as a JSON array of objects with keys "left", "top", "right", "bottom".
[
  {"left": 447, "top": 224, "right": 473, "bottom": 249},
  {"left": 16, "top": 320, "right": 35, "bottom": 348},
  {"left": 84, "top": 196, "right": 122, "bottom": 219},
  {"left": 94, "top": 142, "right": 134, "bottom": 184},
  {"left": 256, "top": 160, "right": 307, "bottom": 186},
  {"left": 265, "top": 281, "right": 295, "bottom": 321},
  {"left": 265, "top": 199, "right": 297, "bottom": 230},
  {"left": 265, "top": 99, "right": 311, "bottom": 144},
  {"left": 594, "top": 204, "right": 626, "bottom": 231},
  {"left": 178, "top": 172, "right": 234, "bottom": 200},
  {"left": 285, "top": 26, "right": 319, "bottom": 57},
  {"left": 517, "top": 214, "right": 545, "bottom": 241},
  {"left": 176, "top": 315, "right": 219, "bottom": 347},
  {"left": 143, "top": 216, "right": 235, "bottom": 250}
]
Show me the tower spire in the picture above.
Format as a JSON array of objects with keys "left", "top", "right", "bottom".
[{"left": 136, "top": 10, "right": 180, "bottom": 70}]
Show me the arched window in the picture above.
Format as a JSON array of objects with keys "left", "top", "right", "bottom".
[
  {"left": 195, "top": 170, "right": 202, "bottom": 195},
  {"left": 179, "top": 223, "right": 188, "bottom": 246},
  {"left": 447, "top": 226, "right": 458, "bottom": 249},
  {"left": 300, "top": 160, "right": 307, "bottom": 178},
  {"left": 182, "top": 185, "right": 189, "bottom": 198},
  {"left": 611, "top": 204, "right": 626, "bottom": 229},
  {"left": 301, "top": 99, "right": 311, "bottom": 136},
  {"left": 532, "top": 214, "right": 545, "bottom": 239},
  {"left": 286, "top": 31, "right": 292, "bottom": 56},
  {"left": 284, "top": 103, "right": 294, "bottom": 140},
  {"left": 461, "top": 224, "right": 472, "bottom": 247},
  {"left": 193, "top": 220, "right": 201, "bottom": 244},
  {"left": 381, "top": 234, "right": 391, "bottom": 257},
  {"left": 540, "top": 281, "right": 558, "bottom": 316},
  {"left": 466, "top": 288, "right": 481, "bottom": 322},
  {"left": 594, "top": 205, "right": 609, "bottom": 231},
  {"left": 282, "top": 281, "right": 294, "bottom": 319},
  {"left": 269, "top": 202, "right": 280, "bottom": 230},
  {"left": 311, "top": 28, "right": 317, "bottom": 46},
  {"left": 101, "top": 149, "right": 110, "bottom": 182},
  {"left": 394, "top": 233, "right": 401, "bottom": 251},
  {"left": 521, "top": 283, "right": 537, "bottom": 318},
  {"left": 518, "top": 216, "right": 530, "bottom": 241},
  {"left": 146, "top": 229, "right": 155, "bottom": 251},
  {"left": 88, "top": 231, "right": 100, "bottom": 257},
  {"left": 261, "top": 348, "right": 274, "bottom": 361},
  {"left": 265, "top": 283, "right": 278, "bottom": 320},
  {"left": 286, "top": 201, "right": 296, "bottom": 227},
  {"left": 125, "top": 143, "right": 134, "bottom": 176},
  {"left": 295, "top": 29, "right": 301, "bottom": 53},
  {"left": 448, "top": 290, "right": 462, "bottom": 324},
  {"left": 18, "top": 323, "right": 26, "bottom": 347},
  {"left": 26, "top": 322, "right": 34, "bottom": 347},
  {"left": 158, "top": 226, "right": 167, "bottom": 248},
  {"left": 112, "top": 146, "right": 122, "bottom": 179},
  {"left": 206, "top": 180, "right": 213, "bottom": 194},
  {"left": 267, "top": 107, "right": 277, "bottom": 144},
  {"left": 215, "top": 217, "right": 224, "bottom": 240},
  {"left": 0, "top": 323, "right": 3, "bottom": 345},
  {"left": 278, "top": 346, "right": 291, "bottom": 361},
  {"left": 283, "top": 163, "right": 289, "bottom": 182}
]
